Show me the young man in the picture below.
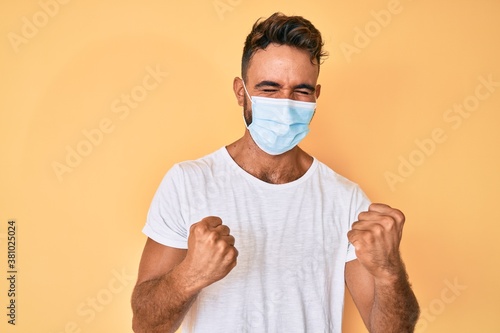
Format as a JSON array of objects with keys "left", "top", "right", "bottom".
[{"left": 131, "top": 12, "right": 419, "bottom": 333}]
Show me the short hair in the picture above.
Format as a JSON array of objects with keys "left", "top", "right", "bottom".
[{"left": 241, "top": 12, "right": 328, "bottom": 81}]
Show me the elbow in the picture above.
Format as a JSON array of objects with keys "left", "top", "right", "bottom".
[
  {"left": 131, "top": 305, "right": 150, "bottom": 333},
  {"left": 131, "top": 317, "right": 139, "bottom": 333},
  {"left": 131, "top": 303, "right": 140, "bottom": 333},
  {"left": 131, "top": 295, "right": 170, "bottom": 333},
  {"left": 132, "top": 315, "right": 143, "bottom": 333},
  {"left": 410, "top": 303, "right": 421, "bottom": 330},
  {"left": 131, "top": 287, "right": 145, "bottom": 333}
]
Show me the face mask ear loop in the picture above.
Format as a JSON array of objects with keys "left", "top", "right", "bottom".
[
  {"left": 241, "top": 79, "right": 252, "bottom": 128},
  {"left": 241, "top": 79, "right": 252, "bottom": 102}
]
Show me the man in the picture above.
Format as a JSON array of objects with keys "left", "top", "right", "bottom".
[{"left": 131, "top": 12, "right": 419, "bottom": 333}]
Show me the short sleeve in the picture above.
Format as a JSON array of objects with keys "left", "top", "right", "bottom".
[
  {"left": 142, "top": 164, "right": 189, "bottom": 249},
  {"left": 346, "top": 185, "right": 371, "bottom": 262}
]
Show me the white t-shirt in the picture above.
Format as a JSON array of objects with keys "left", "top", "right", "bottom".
[{"left": 143, "top": 147, "right": 371, "bottom": 333}]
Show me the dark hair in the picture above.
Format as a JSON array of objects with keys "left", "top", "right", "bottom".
[{"left": 241, "top": 12, "right": 327, "bottom": 80}]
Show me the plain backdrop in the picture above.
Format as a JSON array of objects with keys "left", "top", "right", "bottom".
[{"left": 1, "top": 1, "right": 499, "bottom": 332}]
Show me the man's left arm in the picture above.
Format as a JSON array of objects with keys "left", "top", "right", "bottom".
[{"left": 345, "top": 203, "right": 420, "bottom": 333}]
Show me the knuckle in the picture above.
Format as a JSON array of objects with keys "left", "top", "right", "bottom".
[
  {"left": 190, "top": 222, "right": 205, "bottom": 235},
  {"left": 207, "top": 230, "right": 219, "bottom": 242},
  {"left": 219, "top": 225, "right": 230, "bottom": 235},
  {"left": 394, "top": 209, "right": 405, "bottom": 223},
  {"left": 364, "top": 231, "right": 376, "bottom": 243},
  {"left": 380, "top": 216, "right": 395, "bottom": 227},
  {"left": 226, "top": 247, "right": 237, "bottom": 260},
  {"left": 207, "top": 216, "right": 222, "bottom": 223},
  {"left": 353, "top": 241, "right": 365, "bottom": 254},
  {"left": 372, "top": 223, "right": 385, "bottom": 235},
  {"left": 351, "top": 221, "right": 359, "bottom": 228},
  {"left": 189, "top": 222, "right": 198, "bottom": 232}
]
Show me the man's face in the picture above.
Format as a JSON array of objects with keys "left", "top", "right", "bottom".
[{"left": 241, "top": 43, "right": 321, "bottom": 124}]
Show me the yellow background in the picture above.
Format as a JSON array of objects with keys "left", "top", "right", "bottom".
[{"left": 1, "top": 0, "right": 499, "bottom": 332}]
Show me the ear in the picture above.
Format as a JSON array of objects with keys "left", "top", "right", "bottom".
[
  {"left": 315, "top": 84, "right": 321, "bottom": 99},
  {"left": 233, "top": 77, "right": 245, "bottom": 107}
]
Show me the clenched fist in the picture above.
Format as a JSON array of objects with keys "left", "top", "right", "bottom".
[
  {"left": 347, "top": 203, "right": 405, "bottom": 280},
  {"left": 183, "top": 216, "right": 238, "bottom": 290}
]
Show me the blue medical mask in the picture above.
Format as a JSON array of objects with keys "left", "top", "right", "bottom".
[{"left": 242, "top": 80, "right": 316, "bottom": 155}]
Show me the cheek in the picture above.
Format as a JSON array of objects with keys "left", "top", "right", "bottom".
[
  {"left": 242, "top": 99, "right": 252, "bottom": 125},
  {"left": 243, "top": 96, "right": 248, "bottom": 110}
]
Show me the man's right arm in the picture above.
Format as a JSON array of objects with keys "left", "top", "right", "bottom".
[
  {"left": 131, "top": 217, "right": 238, "bottom": 333},
  {"left": 131, "top": 238, "right": 192, "bottom": 333}
]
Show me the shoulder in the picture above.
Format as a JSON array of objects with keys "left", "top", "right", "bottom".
[
  {"left": 169, "top": 148, "right": 230, "bottom": 186},
  {"left": 159, "top": 147, "right": 230, "bottom": 188},
  {"left": 312, "top": 159, "right": 371, "bottom": 209},
  {"left": 314, "top": 159, "right": 363, "bottom": 192},
  {"left": 175, "top": 147, "right": 227, "bottom": 173}
]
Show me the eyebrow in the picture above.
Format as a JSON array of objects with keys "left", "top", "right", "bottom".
[
  {"left": 254, "top": 80, "right": 315, "bottom": 92},
  {"left": 294, "top": 83, "right": 316, "bottom": 92},
  {"left": 254, "top": 80, "right": 281, "bottom": 88}
]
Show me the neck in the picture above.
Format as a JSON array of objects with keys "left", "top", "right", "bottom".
[{"left": 226, "top": 132, "right": 313, "bottom": 184}]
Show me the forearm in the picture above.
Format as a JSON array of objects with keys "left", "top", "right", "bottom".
[
  {"left": 131, "top": 264, "right": 199, "bottom": 333},
  {"left": 369, "top": 267, "right": 420, "bottom": 333}
]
